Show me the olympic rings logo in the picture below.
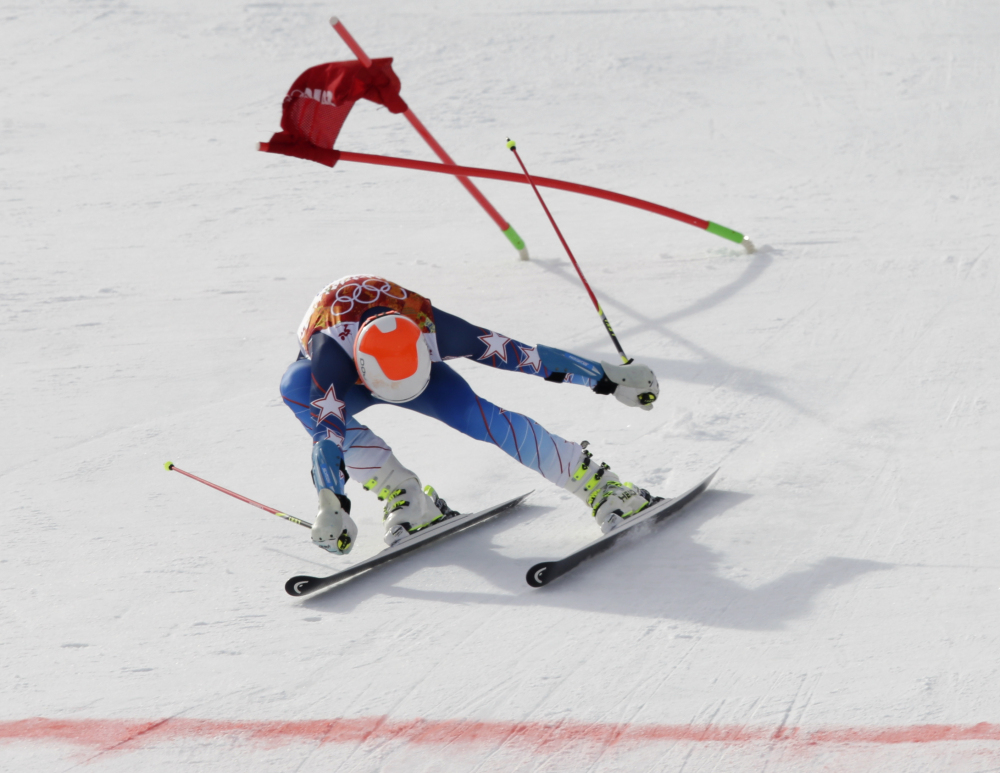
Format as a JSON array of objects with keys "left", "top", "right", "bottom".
[{"left": 328, "top": 276, "right": 408, "bottom": 314}]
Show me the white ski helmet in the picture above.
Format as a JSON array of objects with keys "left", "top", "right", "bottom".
[{"left": 353, "top": 312, "right": 432, "bottom": 403}]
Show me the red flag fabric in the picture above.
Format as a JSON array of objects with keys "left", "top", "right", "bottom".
[
  {"left": 257, "top": 141, "right": 341, "bottom": 168},
  {"left": 264, "top": 58, "right": 408, "bottom": 154}
]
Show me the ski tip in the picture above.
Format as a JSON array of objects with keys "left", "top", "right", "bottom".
[
  {"left": 286, "top": 575, "right": 319, "bottom": 597},
  {"left": 526, "top": 561, "right": 554, "bottom": 588},
  {"left": 497, "top": 491, "right": 533, "bottom": 511},
  {"left": 163, "top": 461, "right": 175, "bottom": 471},
  {"left": 506, "top": 490, "right": 534, "bottom": 511}
]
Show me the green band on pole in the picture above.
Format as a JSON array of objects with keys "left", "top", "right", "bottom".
[
  {"left": 503, "top": 225, "right": 526, "bottom": 251},
  {"left": 706, "top": 221, "right": 746, "bottom": 244}
]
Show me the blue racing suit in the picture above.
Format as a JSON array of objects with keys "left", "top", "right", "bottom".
[{"left": 280, "top": 279, "right": 613, "bottom": 500}]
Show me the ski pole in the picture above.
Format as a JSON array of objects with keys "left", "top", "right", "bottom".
[
  {"left": 506, "top": 137, "right": 631, "bottom": 364},
  {"left": 163, "top": 462, "right": 312, "bottom": 529}
]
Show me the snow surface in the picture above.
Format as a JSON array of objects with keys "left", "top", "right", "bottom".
[{"left": 3, "top": 0, "right": 1000, "bottom": 770}]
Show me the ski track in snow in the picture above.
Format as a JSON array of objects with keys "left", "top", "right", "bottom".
[{"left": 3, "top": 0, "right": 1000, "bottom": 770}]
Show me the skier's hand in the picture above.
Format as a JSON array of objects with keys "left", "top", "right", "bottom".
[
  {"left": 598, "top": 360, "right": 659, "bottom": 411},
  {"left": 312, "top": 489, "right": 358, "bottom": 555}
]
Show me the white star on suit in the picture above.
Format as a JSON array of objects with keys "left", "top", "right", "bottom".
[
  {"left": 311, "top": 384, "right": 346, "bottom": 425},
  {"left": 478, "top": 331, "right": 511, "bottom": 363},
  {"left": 517, "top": 345, "right": 542, "bottom": 373}
]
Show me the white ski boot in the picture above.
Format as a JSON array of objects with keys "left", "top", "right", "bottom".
[
  {"left": 363, "top": 453, "right": 452, "bottom": 545},
  {"left": 563, "top": 445, "right": 653, "bottom": 533}
]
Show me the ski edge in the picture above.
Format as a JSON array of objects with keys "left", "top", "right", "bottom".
[
  {"left": 286, "top": 491, "right": 533, "bottom": 597},
  {"left": 526, "top": 468, "right": 719, "bottom": 588}
]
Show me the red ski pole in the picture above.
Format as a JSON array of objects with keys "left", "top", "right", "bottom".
[
  {"left": 164, "top": 462, "right": 312, "bottom": 529},
  {"left": 506, "top": 137, "right": 632, "bottom": 365}
]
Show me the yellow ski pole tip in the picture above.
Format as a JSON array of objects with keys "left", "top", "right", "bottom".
[
  {"left": 506, "top": 137, "right": 516, "bottom": 150},
  {"left": 164, "top": 461, "right": 175, "bottom": 471}
]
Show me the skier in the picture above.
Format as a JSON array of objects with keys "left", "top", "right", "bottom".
[{"left": 280, "top": 275, "right": 660, "bottom": 555}]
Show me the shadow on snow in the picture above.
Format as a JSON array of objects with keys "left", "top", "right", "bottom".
[{"left": 296, "top": 489, "right": 890, "bottom": 631}]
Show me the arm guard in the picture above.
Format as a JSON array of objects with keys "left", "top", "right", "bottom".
[{"left": 311, "top": 438, "right": 348, "bottom": 497}]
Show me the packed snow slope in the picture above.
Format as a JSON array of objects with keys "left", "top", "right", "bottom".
[{"left": 3, "top": 0, "right": 1000, "bottom": 770}]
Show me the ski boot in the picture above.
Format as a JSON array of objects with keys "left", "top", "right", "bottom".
[
  {"left": 363, "top": 453, "right": 455, "bottom": 545},
  {"left": 563, "top": 444, "right": 653, "bottom": 533}
]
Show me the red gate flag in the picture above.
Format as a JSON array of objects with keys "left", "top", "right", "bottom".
[
  {"left": 258, "top": 44, "right": 753, "bottom": 253},
  {"left": 263, "top": 59, "right": 407, "bottom": 163}
]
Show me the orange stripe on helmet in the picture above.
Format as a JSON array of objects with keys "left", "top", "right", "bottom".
[{"left": 357, "top": 315, "right": 422, "bottom": 380}]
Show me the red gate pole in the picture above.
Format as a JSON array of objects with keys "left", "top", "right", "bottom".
[{"left": 330, "top": 17, "right": 529, "bottom": 259}]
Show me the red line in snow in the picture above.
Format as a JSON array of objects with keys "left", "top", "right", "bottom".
[{"left": 2, "top": 718, "right": 1000, "bottom": 751}]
